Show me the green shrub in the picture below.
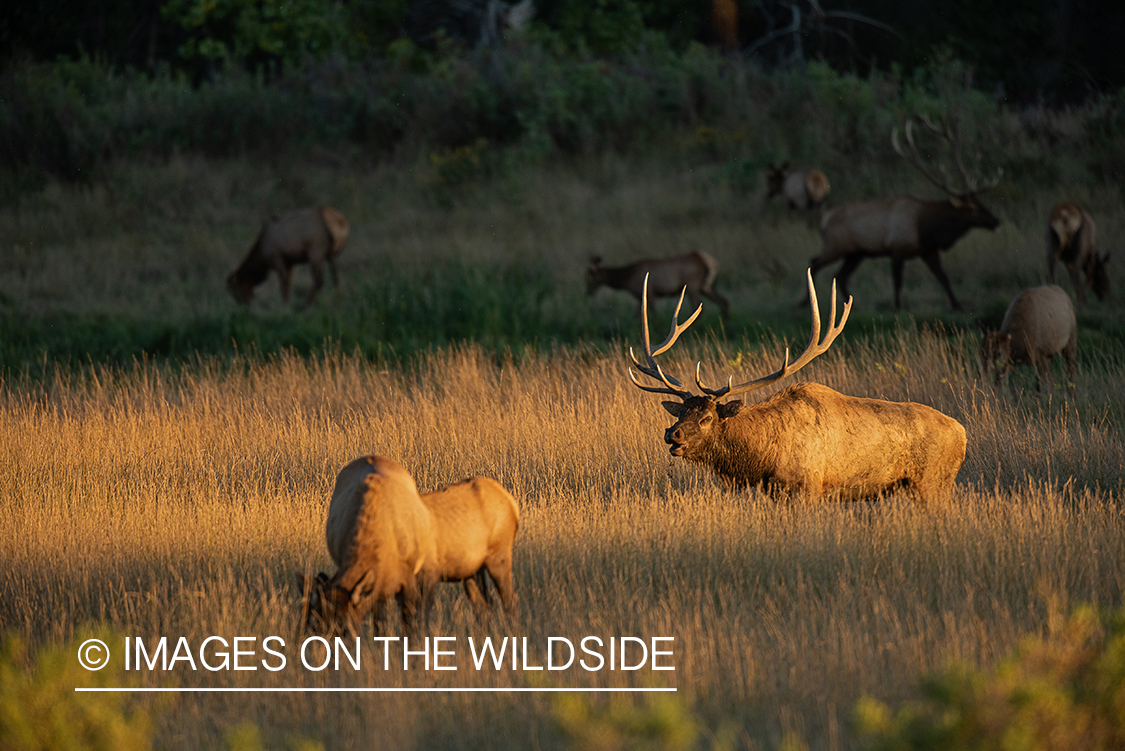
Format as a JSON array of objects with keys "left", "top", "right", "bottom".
[
  {"left": 855, "top": 605, "right": 1125, "bottom": 751},
  {"left": 0, "top": 631, "right": 153, "bottom": 751}
]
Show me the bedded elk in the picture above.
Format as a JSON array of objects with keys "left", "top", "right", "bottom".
[
  {"left": 1047, "top": 202, "right": 1109, "bottom": 308},
  {"left": 629, "top": 272, "right": 966, "bottom": 504},
  {"left": 587, "top": 251, "right": 730, "bottom": 320},
  {"left": 766, "top": 163, "right": 831, "bottom": 211},
  {"left": 980, "top": 285, "right": 1076, "bottom": 392},
  {"left": 227, "top": 205, "right": 349, "bottom": 308},
  {"left": 808, "top": 119, "right": 1001, "bottom": 311},
  {"left": 296, "top": 456, "right": 436, "bottom": 638},
  {"left": 420, "top": 477, "right": 520, "bottom": 618}
]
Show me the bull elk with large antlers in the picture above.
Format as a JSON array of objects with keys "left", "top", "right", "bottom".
[
  {"left": 808, "top": 118, "right": 1001, "bottom": 311},
  {"left": 630, "top": 272, "right": 966, "bottom": 504}
]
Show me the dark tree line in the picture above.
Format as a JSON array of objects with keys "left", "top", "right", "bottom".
[{"left": 1, "top": 0, "right": 1123, "bottom": 102}]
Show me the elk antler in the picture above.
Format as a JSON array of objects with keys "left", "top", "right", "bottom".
[
  {"left": 627, "top": 274, "right": 702, "bottom": 399},
  {"left": 892, "top": 117, "right": 1001, "bottom": 196},
  {"left": 694, "top": 270, "right": 852, "bottom": 399}
]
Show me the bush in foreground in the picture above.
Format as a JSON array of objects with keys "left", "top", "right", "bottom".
[{"left": 856, "top": 605, "right": 1125, "bottom": 750}]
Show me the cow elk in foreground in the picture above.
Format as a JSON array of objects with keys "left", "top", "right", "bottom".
[
  {"left": 766, "top": 163, "right": 831, "bottom": 211},
  {"left": 297, "top": 456, "right": 436, "bottom": 638},
  {"left": 587, "top": 251, "right": 730, "bottom": 320},
  {"left": 420, "top": 477, "right": 520, "bottom": 618},
  {"left": 629, "top": 272, "right": 967, "bottom": 504},
  {"left": 808, "top": 118, "right": 1001, "bottom": 311},
  {"left": 228, "top": 205, "right": 349, "bottom": 308},
  {"left": 980, "top": 285, "right": 1077, "bottom": 392},
  {"left": 1047, "top": 202, "right": 1109, "bottom": 308}
]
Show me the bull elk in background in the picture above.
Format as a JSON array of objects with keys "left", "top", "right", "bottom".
[
  {"left": 1047, "top": 201, "right": 1109, "bottom": 308},
  {"left": 766, "top": 162, "right": 831, "bottom": 211},
  {"left": 808, "top": 118, "right": 1001, "bottom": 311},
  {"left": 629, "top": 272, "right": 966, "bottom": 504},
  {"left": 587, "top": 251, "right": 731, "bottom": 320}
]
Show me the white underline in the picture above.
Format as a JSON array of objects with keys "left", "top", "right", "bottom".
[{"left": 76, "top": 687, "right": 676, "bottom": 693}]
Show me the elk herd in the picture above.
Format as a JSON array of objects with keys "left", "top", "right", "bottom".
[{"left": 268, "top": 117, "right": 1110, "bottom": 638}]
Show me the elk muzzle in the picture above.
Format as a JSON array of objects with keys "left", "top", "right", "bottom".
[{"left": 665, "top": 425, "right": 687, "bottom": 456}]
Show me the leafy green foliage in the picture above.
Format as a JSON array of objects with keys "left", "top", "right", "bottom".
[
  {"left": 0, "top": 631, "right": 152, "bottom": 751},
  {"left": 855, "top": 606, "right": 1125, "bottom": 751},
  {"left": 161, "top": 0, "right": 347, "bottom": 69},
  {"left": 553, "top": 692, "right": 739, "bottom": 751}
]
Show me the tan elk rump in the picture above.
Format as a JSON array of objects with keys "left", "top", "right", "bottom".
[
  {"left": 297, "top": 455, "right": 436, "bottom": 637},
  {"left": 629, "top": 272, "right": 966, "bottom": 504},
  {"left": 1047, "top": 202, "right": 1109, "bottom": 308},
  {"left": 420, "top": 477, "right": 520, "bottom": 617},
  {"left": 228, "top": 205, "right": 349, "bottom": 308},
  {"left": 587, "top": 251, "right": 730, "bottom": 320},
  {"left": 766, "top": 163, "right": 831, "bottom": 210},
  {"left": 980, "top": 285, "right": 1077, "bottom": 392},
  {"left": 809, "top": 119, "right": 1001, "bottom": 310}
]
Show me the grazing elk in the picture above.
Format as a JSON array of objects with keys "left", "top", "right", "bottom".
[
  {"left": 629, "top": 272, "right": 966, "bottom": 504},
  {"left": 587, "top": 251, "right": 731, "bottom": 320},
  {"left": 228, "top": 205, "right": 349, "bottom": 308},
  {"left": 980, "top": 285, "right": 1076, "bottom": 392},
  {"left": 766, "top": 163, "right": 831, "bottom": 211},
  {"left": 296, "top": 456, "right": 436, "bottom": 638},
  {"left": 1047, "top": 202, "right": 1109, "bottom": 308},
  {"left": 420, "top": 477, "right": 520, "bottom": 618},
  {"left": 808, "top": 119, "right": 1001, "bottom": 311}
]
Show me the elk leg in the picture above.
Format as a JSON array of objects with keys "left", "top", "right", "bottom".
[
  {"left": 305, "top": 261, "right": 325, "bottom": 309},
  {"left": 1034, "top": 356, "right": 1052, "bottom": 393},
  {"left": 702, "top": 288, "right": 731, "bottom": 320},
  {"left": 277, "top": 265, "right": 293, "bottom": 305},
  {"left": 462, "top": 573, "right": 493, "bottom": 616},
  {"left": 833, "top": 256, "right": 863, "bottom": 303},
  {"left": 891, "top": 257, "right": 905, "bottom": 309},
  {"left": 485, "top": 555, "right": 517, "bottom": 613},
  {"left": 1069, "top": 264, "right": 1086, "bottom": 309},
  {"left": 328, "top": 257, "right": 339, "bottom": 289},
  {"left": 398, "top": 577, "right": 424, "bottom": 638},
  {"left": 920, "top": 253, "right": 962, "bottom": 311},
  {"left": 1064, "top": 334, "right": 1077, "bottom": 388}
]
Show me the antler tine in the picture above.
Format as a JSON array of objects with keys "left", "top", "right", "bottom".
[
  {"left": 712, "top": 270, "right": 851, "bottom": 400},
  {"left": 892, "top": 119, "right": 958, "bottom": 197},
  {"left": 626, "top": 274, "right": 701, "bottom": 399}
]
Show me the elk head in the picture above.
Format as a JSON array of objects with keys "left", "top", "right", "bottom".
[
  {"left": 892, "top": 117, "right": 1001, "bottom": 232},
  {"left": 628, "top": 270, "right": 851, "bottom": 463},
  {"left": 295, "top": 572, "right": 360, "bottom": 639}
]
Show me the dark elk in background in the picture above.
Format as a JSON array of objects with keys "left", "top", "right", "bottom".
[
  {"left": 808, "top": 117, "right": 1001, "bottom": 311},
  {"left": 227, "top": 206, "right": 349, "bottom": 308},
  {"left": 405, "top": 0, "right": 535, "bottom": 48},
  {"left": 587, "top": 251, "right": 731, "bottom": 321},
  {"left": 1047, "top": 202, "right": 1109, "bottom": 308},
  {"left": 766, "top": 163, "right": 831, "bottom": 211}
]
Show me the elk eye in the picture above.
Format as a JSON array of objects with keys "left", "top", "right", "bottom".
[{"left": 699, "top": 414, "right": 714, "bottom": 427}]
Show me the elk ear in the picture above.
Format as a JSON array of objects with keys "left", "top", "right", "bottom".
[
  {"left": 661, "top": 401, "right": 683, "bottom": 417},
  {"left": 717, "top": 400, "right": 744, "bottom": 418}
]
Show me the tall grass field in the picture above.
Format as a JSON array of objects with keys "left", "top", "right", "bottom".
[{"left": 1, "top": 126, "right": 1124, "bottom": 748}]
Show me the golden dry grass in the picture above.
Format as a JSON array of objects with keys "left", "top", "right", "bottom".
[
  {"left": 1, "top": 334, "right": 1123, "bottom": 749},
  {"left": 2, "top": 152, "right": 1124, "bottom": 748}
]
